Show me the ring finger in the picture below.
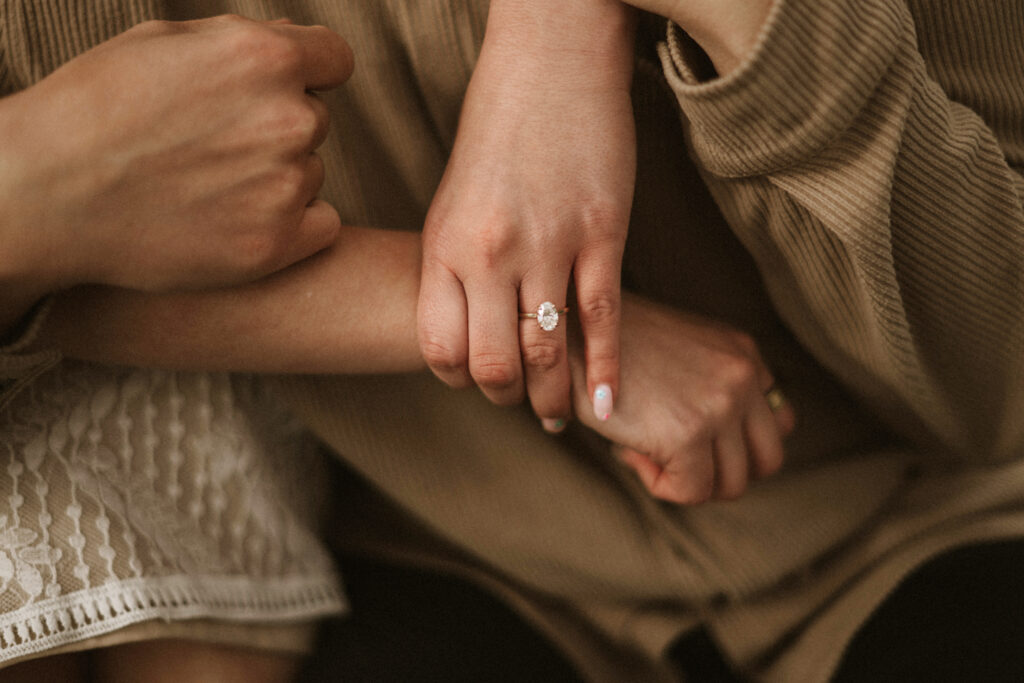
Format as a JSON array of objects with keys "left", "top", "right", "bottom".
[{"left": 519, "top": 273, "right": 573, "bottom": 427}]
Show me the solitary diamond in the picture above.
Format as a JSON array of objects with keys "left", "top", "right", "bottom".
[{"left": 537, "top": 302, "right": 559, "bottom": 331}]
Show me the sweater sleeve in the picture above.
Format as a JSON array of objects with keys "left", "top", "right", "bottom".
[{"left": 658, "top": 0, "right": 1024, "bottom": 459}]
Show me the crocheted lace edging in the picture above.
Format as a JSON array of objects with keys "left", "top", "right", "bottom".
[{"left": 0, "top": 572, "right": 346, "bottom": 663}]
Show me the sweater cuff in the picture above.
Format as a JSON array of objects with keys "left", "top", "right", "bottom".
[
  {"left": 1, "top": 296, "right": 61, "bottom": 410},
  {"left": 657, "top": 0, "right": 906, "bottom": 177}
]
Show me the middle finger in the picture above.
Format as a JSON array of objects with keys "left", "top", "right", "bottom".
[{"left": 467, "top": 279, "right": 524, "bottom": 405}]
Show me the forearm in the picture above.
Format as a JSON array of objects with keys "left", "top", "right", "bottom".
[
  {"left": 0, "top": 90, "right": 72, "bottom": 335},
  {"left": 37, "top": 227, "right": 425, "bottom": 374}
]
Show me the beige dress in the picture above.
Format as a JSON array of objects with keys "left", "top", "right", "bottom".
[
  {"left": 0, "top": 357, "right": 344, "bottom": 666},
  {"left": 4, "top": 0, "right": 1023, "bottom": 681}
]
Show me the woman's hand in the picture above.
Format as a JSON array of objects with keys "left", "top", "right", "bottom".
[
  {"left": 417, "top": 0, "right": 636, "bottom": 428},
  {"left": 570, "top": 295, "right": 796, "bottom": 504},
  {"left": 0, "top": 15, "right": 353, "bottom": 303}
]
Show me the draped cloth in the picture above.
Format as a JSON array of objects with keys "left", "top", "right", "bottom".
[{"left": 3, "top": 1, "right": 1023, "bottom": 680}]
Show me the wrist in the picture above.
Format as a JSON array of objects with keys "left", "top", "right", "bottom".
[{"left": 483, "top": 0, "right": 636, "bottom": 88}]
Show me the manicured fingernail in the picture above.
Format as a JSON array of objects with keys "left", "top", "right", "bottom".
[
  {"left": 541, "top": 418, "right": 568, "bottom": 434},
  {"left": 593, "top": 384, "right": 613, "bottom": 421}
]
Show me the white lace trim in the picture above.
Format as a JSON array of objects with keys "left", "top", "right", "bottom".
[{"left": 0, "top": 572, "right": 346, "bottom": 662}]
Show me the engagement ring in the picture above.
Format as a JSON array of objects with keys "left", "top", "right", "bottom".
[{"left": 520, "top": 301, "right": 569, "bottom": 332}]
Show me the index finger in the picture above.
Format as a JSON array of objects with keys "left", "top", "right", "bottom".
[{"left": 273, "top": 23, "right": 355, "bottom": 90}]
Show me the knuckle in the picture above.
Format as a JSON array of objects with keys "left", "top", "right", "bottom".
[
  {"left": 256, "top": 166, "right": 307, "bottom": 215},
  {"left": 234, "top": 25, "right": 301, "bottom": 72},
  {"left": 275, "top": 163, "right": 310, "bottom": 204},
  {"left": 521, "top": 338, "right": 564, "bottom": 372},
  {"left": 756, "top": 443, "right": 785, "bottom": 478},
  {"left": 471, "top": 355, "right": 519, "bottom": 391},
  {"left": 673, "top": 414, "right": 711, "bottom": 449},
  {"left": 578, "top": 292, "right": 619, "bottom": 330},
  {"left": 267, "top": 100, "right": 321, "bottom": 151},
  {"left": 668, "top": 475, "right": 714, "bottom": 506},
  {"left": 577, "top": 199, "right": 628, "bottom": 238},
  {"left": 729, "top": 330, "right": 759, "bottom": 356},
  {"left": 294, "top": 101, "right": 323, "bottom": 140},
  {"left": 213, "top": 13, "right": 248, "bottom": 25},
  {"left": 308, "top": 203, "right": 341, "bottom": 244},
  {"left": 716, "top": 476, "right": 748, "bottom": 501},
  {"left": 718, "top": 353, "right": 758, "bottom": 396},
  {"left": 701, "top": 387, "right": 735, "bottom": 422},
  {"left": 304, "top": 24, "right": 335, "bottom": 42},
  {"left": 474, "top": 226, "right": 516, "bottom": 271},
  {"left": 419, "top": 338, "right": 465, "bottom": 375},
  {"left": 684, "top": 474, "right": 716, "bottom": 504}
]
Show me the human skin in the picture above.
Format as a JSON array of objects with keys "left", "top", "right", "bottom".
[
  {"left": 0, "top": 640, "right": 299, "bottom": 683},
  {"left": 570, "top": 295, "right": 795, "bottom": 503},
  {"left": 41, "top": 227, "right": 424, "bottom": 375},
  {"left": 38, "top": 226, "right": 793, "bottom": 503},
  {"left": 0, "top": 15, "right": 354, "bottom": 335},
  {"left": 417, "top": 0, "right": 776, "bottom": 432},
  {"left": 418, "top": 0, "right": 636, "bottom": 428}
]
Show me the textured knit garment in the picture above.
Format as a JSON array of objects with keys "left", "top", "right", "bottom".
[
  {"left": 0, "top": 363, "right": 344, "bottom": 665},
  {"left": 274, "top": 2, "right": 1024, "bottom": 681},
  {"left": 3, "top": 0, "right": 1023, "bottom": 681}
]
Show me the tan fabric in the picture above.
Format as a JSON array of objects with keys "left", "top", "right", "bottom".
[
  {"left": 267, "top": 1, "right": 1024, "bottom": 681},
  {"left": 3, "top": 0, "right": 1023, "bottom": 680},
  {"left": 0, "top": 362, "right": 345, "bottom": 666}
]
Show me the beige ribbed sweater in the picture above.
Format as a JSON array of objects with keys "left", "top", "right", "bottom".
[{"left": 3, "top": 0, "right": 1023, "bottom": 681}]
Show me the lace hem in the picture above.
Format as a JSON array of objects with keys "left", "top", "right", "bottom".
[{"left": 0, "top": 572, "right": 346, "bottom": 663}]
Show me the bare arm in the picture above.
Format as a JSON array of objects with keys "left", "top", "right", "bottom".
[
  {"left": 40, "top": 223, "right": 797, "bottom": 504},
  {"left": 38, "top": 227, "right": 424, "bottom": 375}
]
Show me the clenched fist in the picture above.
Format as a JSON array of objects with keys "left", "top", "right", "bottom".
[{"left": 0, "top": 15, "right": 353, "bottom": 299}]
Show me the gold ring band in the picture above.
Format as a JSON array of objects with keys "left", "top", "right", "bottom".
[{"left": 764, "top": 385, "right": 786, "bottom": 412}]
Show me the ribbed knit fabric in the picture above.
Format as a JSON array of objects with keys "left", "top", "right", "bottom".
[
  {"left": 269, "top": 1, "right": 1024, "bottom": 680},
  {"left": 3, "top": 1, "right": 1023, "bottom": 681},
  {"left": 663, "top": 0, "right": 1024, "bottom": 462}
]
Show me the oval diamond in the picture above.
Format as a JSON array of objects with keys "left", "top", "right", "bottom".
[{"left": 537, "top": 302, "right": 559, "bottom": 331}]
